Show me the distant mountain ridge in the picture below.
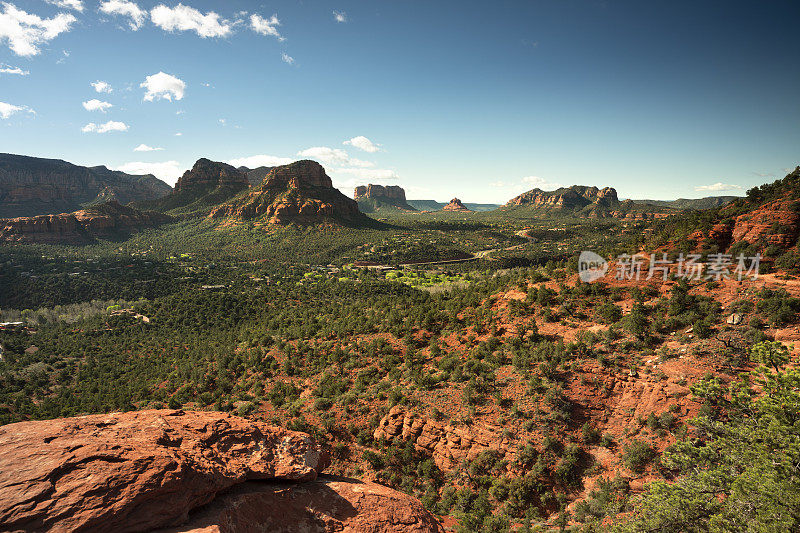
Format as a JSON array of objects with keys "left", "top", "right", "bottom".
[
  {"left": 0, "top": 153, "right": 171, "bottom": 218},
  {"left": 631, "top": 196, "right": 738, "bottom": 210}
]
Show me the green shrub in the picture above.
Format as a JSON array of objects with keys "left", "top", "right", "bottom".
[{"left": 622, "top": 439, "right": 655, "bottom": 473}]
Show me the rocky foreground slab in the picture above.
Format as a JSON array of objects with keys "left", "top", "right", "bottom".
[{"left": 0, "top": 409, "right": 442, "bottom": 533}]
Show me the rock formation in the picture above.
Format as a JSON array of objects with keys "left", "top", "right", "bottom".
[
  {"left": 354, "top": 184, "right": 415, "bottom": 212},
  {"left": 442, "top": 198, "right": 471, "bottom": 212},
  {"left": 173, "top": 159, "right": 250, "bottom": 194},
  {"left": 0, "top": 200, "right": 173, "bottom": 244},
  {"left": 210, "top": 161, "right": 369, "bottom": 225},
  {"left": 679, "top": 167, "right": 800, "bottom": 256},
  {"left": 164, "top": 477, "right": 444, "bottom": 533},
  {"left": 238, "top": 166, "right": 276, "bottom": 186},
  {"left": 354, "top": 185, "right": 407, "bottom": 202},
  {"left": 506, "top": 185, "right": 619, "bottom": 210},
  {"left": 0, "top": 409, "right": 441, "bottom": 532},
  {"left": 0, "top": 153, "right": 171, "bottom": 218},
  {"left": 263, "top": 160, "right": 333, "bottom": 189},
  {"left": 145, "top": 159, "right": 250, "bottom": 214},
  {"left": 374, "top": 406, "right": 511, "bottom": 470}
]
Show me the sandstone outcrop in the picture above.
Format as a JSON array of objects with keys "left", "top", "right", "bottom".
[
  {"left": 210, "top": 161, "right": 368, "bottom": 225},
  {"left": 374, "top": 406, "right": 511, "bottom": 470},
  {"left": 354, "top": 184, "right": 407, "bottom": 202},
  {"left": 678, "top": 167, "right": 800, "bottom": 256},
  {"left": 0, "top": 201, "right": 172, "bottom": 244},
  {"left": 0, "top": 153, "right": 171, "bottom": 218},
  {"left": 506, "top": 185, "right": 619, "bottom": 210},
  {"left": 237, "top": 166, "right": 276, "bottom": 186},
  {"left": 442, "top": 198, "right": 471, "bottom": 212},
  {"left": 0, "top": 409, "right": 328, "bottom": 532},
  {"left": 163, "top": 477, "right": 444, "bottom": 533},
  {"left": 354, "top": 184, "right": 415, "bottom": 212},
  {"left": 144, "top": 159, "right": 251, "bottom": 214},
  {"left": 0, "top": 409, "right": 442, "bottom": 533},
  {"left": 730, "top": 198, "right": 800, "bottom": 249},
  {"left": 174, "top": 159, "right": 250, "bottom": 194},
  {"left": 263, "top": 160, "right": 333, "bottom": 189}
]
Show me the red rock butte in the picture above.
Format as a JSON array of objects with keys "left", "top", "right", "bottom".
[
  {"left": 354, "top": 184, "right": 407, "bottom": 202},
  {"left": 174, "top": 158, "right": 250, "bottom": 192},
  {"left": 443, "top": 198, "right": 471, "bottom": 211},
  {"left": 263, "top": 160, "right": 333, "bottom": 189}
]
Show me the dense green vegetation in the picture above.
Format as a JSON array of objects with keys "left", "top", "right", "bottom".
[
  {"left": 1, "top": 199, "right": 798, "bottom": 531},
  {"left": 618, "top": 342, "right": 800, "bottom": 532}
]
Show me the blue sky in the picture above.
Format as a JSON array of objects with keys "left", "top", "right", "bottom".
[{"left": 1, "top": 0, "right": 798, "bottom": 203}]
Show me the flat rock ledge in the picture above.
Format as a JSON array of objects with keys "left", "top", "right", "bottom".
[{"left": 0, "top": 409, "right": 442, "bottom": 532}]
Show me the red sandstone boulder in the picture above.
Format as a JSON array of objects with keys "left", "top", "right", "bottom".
[{"left": 0, "top": 409, "right": 329, "bottom": 532}]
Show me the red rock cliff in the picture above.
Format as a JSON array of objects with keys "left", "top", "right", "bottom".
[
  {"left": 0, "top": 153, "right": 171, "bottom": 218},
  {"left": 0, "top": 200, "right": 172, "bottom": 244}
]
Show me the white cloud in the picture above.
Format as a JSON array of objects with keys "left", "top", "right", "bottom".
[
  {"left": 227, "top": 154, "right": 295, "bottom": 168},
  {"left": 81, "top": 120, "right": 128, "bottom": 133},
  {"left": 250, "top": 13, "right": 281, "bottom": 39},
  {"left": 113, "top": 160, "right": 182, "bottom": 184},
  {"left": 150, "top": 3, "right": 232, "bottom": 38},
  {"left": 521, "top": 176, "right": 561, "bottom": 190},
  {"left": 333, "top": 10, "right": 347, "bottom": 23},
  {"left": 133, "top": 143, "right": 163, "bottom": 152},
  {"left": 0, "top": 101, "right": 34, "bottom": 119},
  {"left": 297, "top": 146, "right": 350, "bottom": 166},
  {"left": 140, "top": 71, "right": 185, "bottom": 101},
  {"left": 0, "top": 63, "right": 27, "bottom": 75},
  {"left": 297, "top": 145, "right": 385, "bottom": 172},
  {"left": 91, "top": 80, "right": 112, "bottom": 93},
  {"left": 694, "top": 182, "right": 743, "bottom": 192},
  {"left": 174, "top": 131, "right": 182, "bottom": 136},
  {"left": 334, "top": 167, "right": 399, "bottom": 181},
  {"left": 347, "top": 158, "right": 375, "bottom": 168},
  {"left": 343, "top": 135, "right": 380, "bottom": 153},
  {"left": 45, "top": 0, "right": 83, "bottom": 12},
  {"left": 0, "top": 3, "right": 76, "bottom": 56},
  {"left": 82, "top": 99, "right": 113, "bottom": 112},
  {"left": 99, "top": 0, "right": 146, "bottom": 30},
  {"left": 281, "top": 52, "right": 294, "bottom": 65}
]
